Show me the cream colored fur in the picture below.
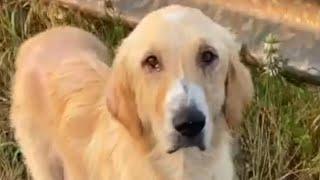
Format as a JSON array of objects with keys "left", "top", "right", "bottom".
[{"left": 10, "top": 5, "right": 253, "bottom": 180}]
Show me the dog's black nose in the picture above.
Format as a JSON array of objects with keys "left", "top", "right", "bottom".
[{"left": 173, "top": 106, "right": 205, "bottom": 137}]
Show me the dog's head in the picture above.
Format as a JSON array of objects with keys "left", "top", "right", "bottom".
[{"left": 107, "top": 5, "right": 253, "bottom": 154}]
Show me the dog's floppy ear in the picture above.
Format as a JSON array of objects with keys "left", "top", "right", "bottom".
[
  {"left": 106, "top": 53, "right": 143, "bottom": 138},
  {"left": 224, "top": 52, "right": 254, "bottom": 128}
]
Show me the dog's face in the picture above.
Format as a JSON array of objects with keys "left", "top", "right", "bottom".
[{"left": 107, "top": 5, "right": 253, "bottom": 154}]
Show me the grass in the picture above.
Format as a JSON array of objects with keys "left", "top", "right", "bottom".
[
  {"left": 0, "top": 1, "right": 320, "bottom": 179},
  {"left": 236, "top": 72, "right": 320, "bottom": 180}
]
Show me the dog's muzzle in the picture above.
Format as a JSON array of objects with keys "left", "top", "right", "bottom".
[{"left": 168, "top": 105, "right": 206, "bottom": 153}]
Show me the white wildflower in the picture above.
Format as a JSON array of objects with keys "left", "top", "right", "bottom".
[{"left": 262, "top": 34, "right": 284, "bottom": 76}]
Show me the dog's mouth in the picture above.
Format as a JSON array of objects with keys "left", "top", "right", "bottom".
[{"left": 167, "top": 133, "right": 206, "bottom": 154}]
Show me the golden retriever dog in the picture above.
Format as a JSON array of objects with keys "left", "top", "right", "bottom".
[{"left": 10, "top": 5, "right": 254, "bottom": 180}]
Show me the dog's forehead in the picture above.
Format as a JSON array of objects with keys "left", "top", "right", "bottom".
[
  {"left": 134, "top": 5, "right": 232, "bottom": 41},
  {"left": 160, "top": 5, "right": 190, "bottom": 22},
  {"left": 122, "top": 5, "right": 238, "bottom": 66},
  {"left": 163, "top": 10, "right": 186, "bottom": 22},
  {"left": 152, "top": 5, "right": 208, "bottom": 26}
]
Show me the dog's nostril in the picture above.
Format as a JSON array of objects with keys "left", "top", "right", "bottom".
[
  {"left": 175, "top": 120, "right": 205, "bottom": 137},
  {"left": 173, "top": 106, "right": 205, "bottom": 137}
]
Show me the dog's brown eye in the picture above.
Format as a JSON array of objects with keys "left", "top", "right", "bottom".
[
  {"left": 142, "top": 55, "right": 161, "bottom": 72},
  {"left": 200, "top": 50, "right": 218, "bottom": 65}
]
